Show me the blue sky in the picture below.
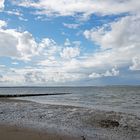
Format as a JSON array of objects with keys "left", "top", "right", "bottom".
[{"left": 0, "top": 0, "right": 140, "bottom": 86}]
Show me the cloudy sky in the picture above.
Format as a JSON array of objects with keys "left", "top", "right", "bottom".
[{"left": 0, "top": 0, "right": 140, "bottom": 86}]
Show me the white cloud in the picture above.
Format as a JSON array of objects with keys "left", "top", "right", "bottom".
[
  {"left": 0, "top": 67, "right": 85, "bottom": 85},
  {"left": 83, "top": 14, "right": 140, "bottom": 72},
  {"left": 0, "top": 29, "right": 38, "bottom": 60},
  {"left": 89, "top": 73, "right": 102, "bottom": 78},
  {"left": 18, "top": 16, "right": 28, "bottom": 21},
  {"left": 38, "top": 38, "right": 58, "bottom": 56},
  {"left": 0, "top": 26, "right": 60, "bottom": 61},
  {"left": 4, "top": 9, "right": 28, "bottom": 21},
  {"left": 55, "top": 13, "right": 140, "bottom": 81},
  {"left": 24, "top": 71, "right": 46, "bottom": 83},
  {"left": 60, "top": 47, "right": 80, "bottom": 59},
  {"left": 5, "top": 9, "right": 23, "bottom": 16},
  {"left": 0, "top": 14, "right": 139, "bottom": 84},
  {"left": 38, "top": 59, "right": 59, "bottom": 67},
  {"left": 64, "top": 38, "right": 71, "bottom": 46},
  {"left": 12, "top": 0, "right": 140, "bottom": 19},
  {"left": 0, "top": 29, "right": 19, "bottom": 57},
  {"left": 0, "top": 23, "right": 85, "bottom": 84},
  {"left": 89, "top": 67, "right": 119, "bottom": 79},
  {"left": 63, "top": 23, "right": 80, "bottom": 29},
  {"left": 0, "top": 28, "right": 38, "bottom": 60},
  {"left": 60, "top": 39, "right": 81, "bottom": 59},
  {"left": 17, "top": 31, "right": 38, "bottom": 59},
  {"left": 104, "top": 67, "right": 119, "bottom": 77},
  {"left": 0, "top": 20, "right": 7, "bottom": 28},
  {"left": 12, "top": 62, "right": 19, "bottom": 65},
  {"left": 129, "top": 57, "right": 140, "bottom": 71},
  {"left": 0, "top": 0, "right": 4, "bottom": 11},
  {"left": 84, "top": 15, "right": 140, "bottom": 50},
  {"left": 64, "top": 39, "right": 81, "bottom": 47},
  {"left": 1, "top": 0, "right": 140, "bottom": 85},
  {"left": 0, "top": 66, "right": 24, "bottom": 84}
]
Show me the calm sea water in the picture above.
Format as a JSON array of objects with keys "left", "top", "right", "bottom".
[{"left": 0, "top": 86, "right": 140, "bottom": 115}]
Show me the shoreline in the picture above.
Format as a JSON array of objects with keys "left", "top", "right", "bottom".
[{"left": 0, "top": 98, "right": 140, "bottom": 140}]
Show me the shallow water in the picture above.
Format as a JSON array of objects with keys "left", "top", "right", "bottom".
[{"left": 0, "top": 86, "right": 140, "bottom": 115}]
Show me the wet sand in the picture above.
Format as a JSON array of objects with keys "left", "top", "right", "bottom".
[{"left": 0, "top": 125, "right": 80, "bottom": 140}]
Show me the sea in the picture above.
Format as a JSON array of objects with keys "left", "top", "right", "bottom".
[{"left": 0, "top": 86, "right": 140, "bottom": 115}]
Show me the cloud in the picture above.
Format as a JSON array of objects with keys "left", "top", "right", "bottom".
[
  {"left": 0, "top": 74, "right": 3, "bottom": 82},
  {"left": 60, "top": 39, "right": 81, "bottom": 59},
  {"left": 0, "top": 21, "right": 81, "bottom": 69},
  {"left": 0, "top": 67, "right": 85, "bottom": 85},
  {"left": 84, "top": 15, "right": 140, "bottom": 50},
  {"left": 0, "top": 28, "right": 38, "bottom": 60},
  {"left": 0, "top": 22, "right": 85, "bottom": 84},
  {"left": 38, "top": 38, "right": 59, "bottom": 57},
  {"left": 0, "top": 30, "right": 19, "bottom": 57},
  {"left": 12, "top": 62, "right": 19, "bottom": 65},
  {"left": 38, "top": 59, "right": 58, "bottom": 67},
  {"left": 64, "top": 38, "right": 71, "bottom": 46},
  {"left": 4, "top": 9, "right": 28, "bottom": 21},
  {"left": 24, "top": 71, "right": 46, "bottom": 83},
  {"left": 24, "top": 70, "right": 84, "bottom": 84},
  {"left": 0, "top": 0, "right": 4, "bottom": 11},
  {"left": 18, "top": 16, "right": 28, "bottom": 21},
  {"left": 103, "top": 67, "right": 119, "bottom": 77},
  {"left": 60, "top": 47, "right": 80, "bottom": 59},
  {"left": 0, "top": 24, "right": 59, "bottom": 61},
  {"left": 12, "top": 0, "right": 140, "bottom": 19},
  {"left": 0, "top": 20, "right": 7, "bottom": 28},
  {"left": 83, "top": 14, "right": 140, "bottom": 70},
  {"left": 1, "top": 0, "right": 140, "bottom": 85},
  {"left": 0, "top": 66, "right": 24, "bottom": 84},
  {"left": 129, "top": 57, "right": 140, "bottom": 71},
  {"left": 55, "top": 14, "right": 140, "bottom": 81},
  {"left": 5, "top": 9, "right": 23, "bottom": 16},
  {"left": 63, "top": 23, "right": 80, "bottom": 29},
  {"left": 89, "top": 67, "right": 119, "bottom": 79}
]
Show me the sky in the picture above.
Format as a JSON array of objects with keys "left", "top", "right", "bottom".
[{"left": 0, "top": 0, "right": 140, "bottom": 86}]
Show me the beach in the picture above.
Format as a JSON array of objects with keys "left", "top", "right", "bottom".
[{"left": 0, "top": 98, "right": 140, "bottom": 140}]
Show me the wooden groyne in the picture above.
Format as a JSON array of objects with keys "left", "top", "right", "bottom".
[{"left": 0, "top": 93, "right": 71, "bottom": 98}]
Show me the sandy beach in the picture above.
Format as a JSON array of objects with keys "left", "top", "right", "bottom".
[{"left": 0, "top": 98, "right": 140, "bottom": 140}]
